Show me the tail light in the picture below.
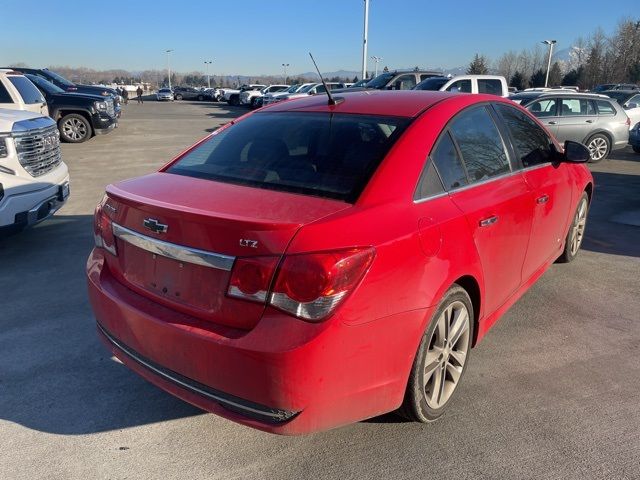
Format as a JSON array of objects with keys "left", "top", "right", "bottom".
[
  {"left": 227, "top": 247, "right": 375, "bottom": 322},
  {"left": 626, "top": 117, "right": 631, "bottom": 128},
  {"left": 93, "top": 196, "right": 117, "bottom": 256},
  {"left": 227, "top": 256, "right": 279, "bottom": 302}
]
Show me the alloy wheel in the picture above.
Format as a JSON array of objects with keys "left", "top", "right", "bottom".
[
  {"left": 423, "top": 300, "right": 470, "bottom": 409},
  {"left": 570, "top": 198, "right": 588, "bottom": 256},
  {"left": 62, "top": 118, "right": 88, "bottom": 141},
  {"left": 588, "top": 137, "right": 608, "bottom": 161}
]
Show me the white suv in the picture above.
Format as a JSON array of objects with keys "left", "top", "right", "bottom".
[
  {"left": 0, "top": 69, "right": 49, "bottom": 116},
  {"left": 0, "top": 108, "right": 69, "bottom": 235}
]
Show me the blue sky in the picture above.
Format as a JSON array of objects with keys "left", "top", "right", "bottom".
[{"left": 1, "top": 0, "right": 637, "bottom": 75}]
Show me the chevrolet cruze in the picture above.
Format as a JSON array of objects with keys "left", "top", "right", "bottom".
[{"left": 87, "top": 90, "right": 593, "bottom": 434}]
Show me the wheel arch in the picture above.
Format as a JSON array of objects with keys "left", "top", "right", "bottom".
[
  {"left": 582, "top": 129, "right": 612, "bottom": 146},
  {"left": 453, "top": 275, "right": 482, "bottom": 347},
  {"left": 584, "top": 182, "right": 594, "bottom": 204},
  {"left": 59, "top": 109, "right": 94, "bottom": 133}
]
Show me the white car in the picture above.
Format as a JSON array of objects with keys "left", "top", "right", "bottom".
[
  {"left": 239, "top": 85, "right": 289, "bottom": 106},
  {"left": 262, "top": 83, "right": 316, "bottom": 105},
  {"left": 416, "top": 75, "right": 509, "bottom": 97},
  {"left": 0, "top": 109, "right": 69, "bottom": 235},
  {"left": 604, "top": 90, "right": 640, "bottom": 129},
  {"left": 0, "top": 69, "right": 49, "bottom": 116},
  {"left": 156, "top": 88, "right": 174, "bottom": 101},
  {"left": 277, "top": 82, "right": 344, "bottom": 101}
]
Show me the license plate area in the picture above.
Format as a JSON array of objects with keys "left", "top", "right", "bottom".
[{"left": 120, "top": 242, "right": 228, "bottom": 313}]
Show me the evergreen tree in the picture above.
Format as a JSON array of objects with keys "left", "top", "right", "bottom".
[
  {"left": 510, "top": 71, "right": 526, "bottom": 91},
  {"left": 467, "top": 54, "right": 489, "bottom": 74},
  {"left": 352, "top": 75, "right": 359, "bottom": 83},
  {"left": 530, "top": 68, "right": 546, "bottom": 87}
]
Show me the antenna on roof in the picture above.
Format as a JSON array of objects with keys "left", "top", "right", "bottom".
[{"left": 308, "top": 52, "right": 343, "bottom": 106}]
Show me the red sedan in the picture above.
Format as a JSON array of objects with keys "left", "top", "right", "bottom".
[{"left": 87, "top": 90, "right": 593, "bottom": 434}]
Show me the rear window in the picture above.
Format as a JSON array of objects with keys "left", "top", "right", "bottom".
[
  {"left": 166, "top": 112, "right": 410, "bottom": 202},
  {"left": 478, "top": 79, "right": 502, "bottom": 96},
  {"left": 7, "top": 76, "right": 45, "bottom": 104},
  {"left": 596, "top": 100, "right": 616, "bottom": 115}
]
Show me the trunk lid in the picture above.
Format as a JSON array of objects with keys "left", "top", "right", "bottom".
[{"left": 104, "top": 172, "right": 350, "bottom": 329}]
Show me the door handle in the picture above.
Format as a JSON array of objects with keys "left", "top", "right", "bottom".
[
  {"left": 536, "top": 194, "right": 549, "bottom": 204},
  {"left": 586, "top": 119, "right": 594, "bottom": 123},
  {"left": 479, "top": 215, "right": 499, "bottom": 227},
  {"left": 547, "top": 121, "right": 557, "bottom": 125}
]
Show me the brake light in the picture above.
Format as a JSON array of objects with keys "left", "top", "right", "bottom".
[
  {"left": 270, "top": 248, "right": 375, "bottom": 321},
  {"left": 626, "top": 117, "right": 631, "bottom": 127},
  {"left": 227, "top": 256, "right": 279, "bottom": 302},
  {"left": 226, "top": 248, "right": 375, "bottom": 321},
  {"left": 93, "top": 197, "right": 117, "bottom": 256}
]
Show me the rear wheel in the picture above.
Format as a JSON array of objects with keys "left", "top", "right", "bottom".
[
  {"left": 586, "top": 134, "right": 610, "bottom": 162},
  {"left": 399, "top": 285, "right": 473, "bottom": 422},
  {"left": 58, "top": 114, "right": 92, "bottom": 143},
  {"left": 557, "top": 192, "right": 589, "bottom": 263},
  {"left": 175, "top": 93, "right": 183, "bottom": 100},
  {"left": 197, "top": 95, "right": 204, "bottom": 101}
]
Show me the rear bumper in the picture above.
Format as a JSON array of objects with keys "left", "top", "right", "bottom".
[
  {"left": 629, "top": 128, "right": 640, "bottom": 147},
  {"left": 87, "top": 249, "right": 428, "bottom": 434}
]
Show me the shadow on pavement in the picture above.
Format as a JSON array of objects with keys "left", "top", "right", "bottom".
[
  {"left": 582, "top": 170, "right": 640, "bottom": 258},
  {"left": 0, "top": 215, "right": 202, "bottom": 435}
]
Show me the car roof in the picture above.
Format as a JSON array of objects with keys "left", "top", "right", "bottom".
[{"left": 261, "top": 90, "right": 494, "bottom": 118}]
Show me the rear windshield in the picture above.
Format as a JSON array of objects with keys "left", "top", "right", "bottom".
[
  {"left": 166, "top": 112, "right": 410, "bottom": 202},
  {"left": 8, "top": 76, "right": 45, "bottom": 104}
]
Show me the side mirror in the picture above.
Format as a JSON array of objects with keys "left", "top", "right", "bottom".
[
  {"left": 563, "top": 140, "right": 590, "bottom": 163},
  {"left": 626, "top": 102, "right": 638, "bottom": 109}
]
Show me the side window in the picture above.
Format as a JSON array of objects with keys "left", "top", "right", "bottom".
[
  {"left": 595, "top": 100, "right": 615, "bottom": 115},
  {"left": 420, "top": 74, "right": 436, "bottom": 81},
  {"left": 495, "top": 104, "right": 554, "bottom": 168},
  {"left": 414, "top": 160, "right": 444, "bottom": 200},
  {"left": 449, "top": 106, "right": 511, "bottom": 182},
  {"left": 560, "top": 98, "right": 593, "bottom": 116},
  {"left": 446, "top": 80, "right": 472, "bottom": 93},
  {"left": 527, "top": 99, "right": 557, "bottom": 117},
  {"left": 626, "top": 95, "right": 640, "bottom": 107},
  {"left": 0, "top": 82, "right": 13, "bottom": 103},
  {"left": 7, "top": 76, "right": 45, "bottom": 104},
  {"left": 393, "top": 74, "right": 416, "bottom": 90},
  {"left": 430, "top": 131, "right": 468, "bottom": 190},
  {"left": 478, "top": 79, "right": 502, "bottom": 96}
]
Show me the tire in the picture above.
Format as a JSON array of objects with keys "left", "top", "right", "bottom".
[
  {"left": 197, "top": 95, "right": 204, "bottom": 101},
  {"left": 632, "top": 146, "right": 640, "bottom": 154},
  {"left": 585, "top": 133, "right": 610, "bottom": 163},
  {"left": 399, "top": 285, "right": 474, "bottom": 422},
  {"left": 557, "top": 192, "right": 589, "bottom": 263},
  {"left": 175, "top": 93, "right": 183, "bottom": 100},
  {"left": 58, "top": 113, "right": 92, "bottom": 143},
  {"left": 229, "top": 95, "right": 240, "bottom": 106}
]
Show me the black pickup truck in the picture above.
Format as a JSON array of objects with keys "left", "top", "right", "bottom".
[
  {"left": 5, "top": 67, "right": 122, "bottom": 117},
  {"left": 25, "top": 74, "right": 117, "bottom": 143}
]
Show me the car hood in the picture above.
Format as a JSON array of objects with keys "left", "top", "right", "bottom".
[{"left": 0, "top": 108, "right": 48, "bottom": 132}]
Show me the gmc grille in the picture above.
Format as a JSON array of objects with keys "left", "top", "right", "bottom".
[{"left": 13, "top": 125, "right": 62, "bottom": 177}]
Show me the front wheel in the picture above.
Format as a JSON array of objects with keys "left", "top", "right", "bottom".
[
  {"left": 197, "top": 95, "right": 204, "bottom": 101},
  {"left": 175, "top": 93, "right": 183, "bottom": 100},
  {"left": 586, "top": 134, "right": 610, "bottom": 163},
  {"left": 557, "top": 192, "right": 589, "bottom": 263},
  {"left": 58, "top": 114, "right": 92, "bottom": 143},
  {"left": 399, "top": 285, "right": 473, "bottom": 422}
]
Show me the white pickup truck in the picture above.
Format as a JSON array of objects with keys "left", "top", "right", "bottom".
[
  {"left": 0, "top": 69, "right": 49, "bottom": 116},
  {"left": 0, "top": 108, "right": 70, "bottom": 235}
]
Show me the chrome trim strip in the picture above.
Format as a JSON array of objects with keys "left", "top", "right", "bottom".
[
  {"left": 112, "top": 222, "right": 235, "bottom": 271},
  {"left": 97, "top": 323, "right": 291, "bottom": 421}
]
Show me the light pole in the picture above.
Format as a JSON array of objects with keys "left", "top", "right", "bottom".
[
  {"left": 204, "top": 60, "right": 212, "bottom": 88},
  {"left": 542, "top": 40, "right": 556, "bottom": 87},
  {"left": 361, "top": 0, "right": 370, "bottom": 80},
  {"left": 165, "top": 49, "right": 173, "bottom": 89},
  {"left": 281, "top": 63, "right": 290, "bottom": 83},
  {"left": 371, "top": 56, "right": 382, "bottom": 77}
]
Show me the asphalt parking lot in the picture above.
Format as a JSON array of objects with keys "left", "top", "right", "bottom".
[{"left": 1, "top": 99, "right": 639, "bottom": 480}]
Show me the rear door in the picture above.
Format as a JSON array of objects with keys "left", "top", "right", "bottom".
[
  {"left": 526, "top": 97, "right": 560, "bottom": 137},
  {"left": 441, "top": 105, "right": 533, "bottom": 315},
  {"left": 554, "top": 97, "right": 598, "bottom": 143},
  {"left": 495, "top": 104, "right": 573, "bottom": 279}
]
